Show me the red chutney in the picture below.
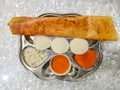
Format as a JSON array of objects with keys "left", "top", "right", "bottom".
[
  {"left": 74, "top": 50, "right": 97, "bottom": 69},
  {"left": 51, "top": 55, "right": 70, "bottom": 74}
]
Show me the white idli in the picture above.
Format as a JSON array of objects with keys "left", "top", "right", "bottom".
[
  {"left": 70, "top": 39, "right": 89, "bottom": 54},
  {"left": 51, "top": 38, "right": 69, "bottom": 54},
  {"left": 33, "top": 35, "right": 51, "bottom": 50}
]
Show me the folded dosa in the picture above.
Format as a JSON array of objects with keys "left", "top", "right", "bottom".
[{"left": 8, "top": 16, "right": 118, "bottom": 40}]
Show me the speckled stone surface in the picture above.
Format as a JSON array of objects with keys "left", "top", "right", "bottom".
[{"left": 0, "top": 0, "right": 120, "bottom": 90}]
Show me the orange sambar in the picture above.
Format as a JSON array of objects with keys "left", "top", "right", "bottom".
[{"left": 50, "top": 54, "right": 71, "bottom": 75}]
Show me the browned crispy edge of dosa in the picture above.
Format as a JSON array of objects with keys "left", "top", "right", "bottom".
[{"left": 8, "top": 16, "right": 118, "bottom": 41}]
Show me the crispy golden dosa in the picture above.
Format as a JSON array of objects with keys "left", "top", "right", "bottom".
[{"left": 8, "top": 16, "right": 118, "bottom": 40}]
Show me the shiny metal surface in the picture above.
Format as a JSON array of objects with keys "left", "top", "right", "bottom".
[{"left": 19, "top": 13, "right": 102, "bottom": 82}]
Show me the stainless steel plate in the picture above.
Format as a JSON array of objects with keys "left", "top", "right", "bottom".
[{"left": 19, "top": 13, "right": 103, "bottom": 82}]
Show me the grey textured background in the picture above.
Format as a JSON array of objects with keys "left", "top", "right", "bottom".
[{"left": 0, "top": 0, "right": 120, "bottom": 90}]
